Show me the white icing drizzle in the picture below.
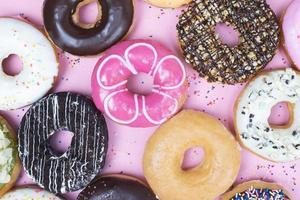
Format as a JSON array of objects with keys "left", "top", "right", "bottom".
[
  {"left": 0, "top": 18, "right": 58, "bottom": 110},
  {"left": 236, "top": 69, "right": 300, "bottom": 162},
  {"left": 18, "top": 92, "right": 108, "bottom": 193}
]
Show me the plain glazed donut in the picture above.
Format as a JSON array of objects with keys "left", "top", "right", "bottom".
[
  {"left": 177, "top": 0, "right": 280, "bottom": 84},
  {"left": 0, "top": 116, "right": 21, "bottom": 197},
  {"left": 0, "top": 18, "right": 58, "bottom": 110},
  {"left": 282, "top": 0, "right": 300, "bottom": 70},
  {"left": 1, "top": 186, "right": 62, "bottom": 199},
  {"left": 77, "top": 175, "right": 158, "bottom": 200},
  {"left": 144, "top": 0, "right": 191, "bottom": 8},
  {"left": 18, "top": 92, "right": 108, "bottom": 193},
  {"left": 221, "top": 181, "right": 292, "bottom": 200},
  {"left": 235, "top": 69, "right": 300, "bottom": 162},
  {"left": 43, "top": 0, "right": 134, "bottom": 56},
  {"left": 143, "top": 110, "right": 241, "bottom": 200},
  {"left": 91, "top": 39, "right": 188, "bottom": 127}
]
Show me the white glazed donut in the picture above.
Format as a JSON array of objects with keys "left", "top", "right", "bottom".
[
  {"left": 235, "top": 69, "right": 300, "bottom": 162},
  {"left": 0, "top": 18, "right": 58, "bottom": 110},
  {"left": 1, "top": 186, "right": 62, "bottom": 199}
]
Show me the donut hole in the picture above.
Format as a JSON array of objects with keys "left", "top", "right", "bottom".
[
  {"left": 127, "top": 73, "right": 154, "bottom": 95},
  {"left": 181, "top": 147, "right": 205, "bottom": 171},
  {"left": 215, "top": 23, "right": 240, "bottom": 47},
  {"left": 72, "top": 0, "right": 102, "bottom": 29},
  {"left": 48, "top": 130, "right": 74, "bottom": 157},
  {"left": 2, "top": 54, "right": 23, "bottom": 76},
  {"left": 268, "top": 102, "right": 293, "bottom": 129}
]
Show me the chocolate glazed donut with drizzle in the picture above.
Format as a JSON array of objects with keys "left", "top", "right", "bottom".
[
  {"left": 43, "top": 0, "right": 134, "bottom": 56},
  {"left": 18, "top": 92, "right": 108, "bottom": 193}
]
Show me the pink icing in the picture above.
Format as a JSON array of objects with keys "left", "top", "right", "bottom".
[
  {"left": 282, "top": 0, "right": 300, "bottom": 70},
  {"left": 91, "top": 39, "right": 188, "bottom": 127}
]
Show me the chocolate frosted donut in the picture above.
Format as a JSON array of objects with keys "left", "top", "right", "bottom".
[
  {"left": 18, "top": 92, "right": 108, "bottom": 193},
  {"left": 43, "top": 0, "right": 134, "bottom": 56},
  {"left": 177, "top": 0, "right": 279, "bottom": 84},
  {"left": 77, "top": 175, "right": 158, "bottom": 200}
]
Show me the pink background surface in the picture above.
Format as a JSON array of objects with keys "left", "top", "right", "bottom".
[{"left": 0, "top": 0, "right": 299, "bottom": 199}]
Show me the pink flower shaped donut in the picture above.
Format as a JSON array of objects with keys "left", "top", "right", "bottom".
[{"left": 91, "top": 40, "right": 188, "bottom": 127}]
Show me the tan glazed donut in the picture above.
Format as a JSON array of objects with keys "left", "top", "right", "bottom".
[
  {"left": 144, "top": 0, "right": 192, "bottom": 8},
  {"left": 221, "top": 181, "right": 292, "bottom": 199},
  {"left": 143, "top": 110, "right": 241, "bottom": 200}
]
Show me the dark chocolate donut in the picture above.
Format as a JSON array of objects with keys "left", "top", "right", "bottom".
[
  {"left": 177, "top": 0, "right": 279, "bottom": 84},
  {"left": 18, "top": 92, "right": 108, "bottom": 193},
  {"left": 77, "top": 175, "right": 158, "bottom": 200},
  {"left": 43, "top": 0, "right": 134, "bottom": 56}
]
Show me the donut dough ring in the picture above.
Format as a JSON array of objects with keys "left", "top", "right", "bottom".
[{"left": 143, "top": 110, "right": 241, "bottom": 200}]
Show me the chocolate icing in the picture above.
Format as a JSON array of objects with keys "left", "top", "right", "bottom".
[
  {"left": 43, "top": 0, "right": 134, "bottom": 56},
  {"left": 18, "top": 92, "right": 108, "bottom": 193},
  {"left": 77, "top": 176, "right": 158, "bottom": 200}
]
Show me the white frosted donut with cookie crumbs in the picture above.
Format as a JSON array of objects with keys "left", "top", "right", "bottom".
[
  {"left": 0, "top": 116, "right": 20, "bottom": 197},
  {"left": 0, "top": 18, "right": 58, "bottom": 110},
  {"left": 235, "top": 69, "right": 300, "bottom": 162},
  {"left": 1, "top": 187, "right": 62, "bottom": 199}
]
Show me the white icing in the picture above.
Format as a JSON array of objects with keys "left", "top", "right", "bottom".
[
  {"left": 236, "top": 69, "right": 300, "bottom": 162},
  {"left": 0, "top": 131, "right": 11, "bottom": 149},
  {"left": 0, "top": 148, "right": 12, "bottom": 183},
  {"left": 0, "top": 18, "right": 58, "bottom": 110}
]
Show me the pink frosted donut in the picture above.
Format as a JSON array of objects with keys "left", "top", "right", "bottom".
[
  {"left": 91, "top": 39, "right": 188, "bottom": 127},
  {"left": 282, "top": 0, "right": 300, "bottom": 70}
]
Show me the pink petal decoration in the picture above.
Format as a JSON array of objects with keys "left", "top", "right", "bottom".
[
  {"left": 96, "top": 55, "right": 132, "bottom": 90},
  {"left": 153, "top": 55, "right": 186, "bottom": 90},
  {"left": 124, "top": 43, "right": 158, "bottom": 74},
  {"left": 104, "top": 89, "right": 139, "bottom": 124},
  {"left": 142, "top": 89, "right": 178, "bottom": 125}
]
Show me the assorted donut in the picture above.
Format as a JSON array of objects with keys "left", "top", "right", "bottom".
[
  {"left": 0, "top": 0, "right": 299, "bottom": 199},
  {"left": 177, "top": 0, "right": 279, "bottom": 84},
  {"left": 0, "top": 116, "right": 20, "bottom": 197},
  {"left": 0, "top": 18, "right": 58, "bottom": 110},
  {"left": 91, "top": 39, "right": 188, "bottom": 127},
  {"left": 144, "top": 110, "right": 241, "bottom": 200},
  {"left": 18, "top": 92, "right": 108, "bottom": 193},
  {"left": 1, "top": 186, "right": 62, "bottom": 199},
  {"left": 235, "top": 69, "right": 300, "bottom": 162},
  {"left": 221, "top": 181, "right": 292, "bottom": 200},
  {"left": 43, "top": 0, "right": 134, "bottom": 56},
  {"left": 77, "top": 175, "right": 158, "bottom": 200}
]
